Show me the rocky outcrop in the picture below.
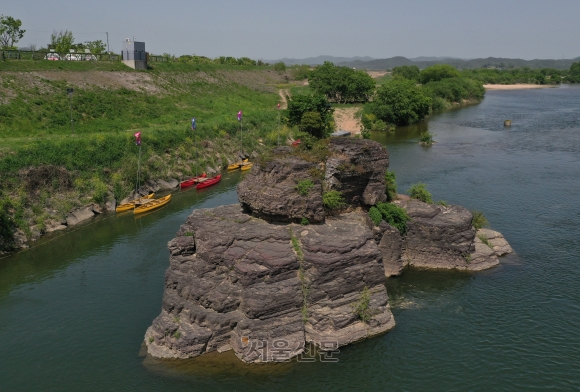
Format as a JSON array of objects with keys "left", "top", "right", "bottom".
[
  {"left": 65, "top": 206, "right": 95, "bottom": 227},
  {"left": 324, "top": 138, "right": 389, "bottom": 206},
  {"left": 477, "top": 228, "right": 513, "bottom": 256},
  {"left": 145, "top": 205, "right": 395, "bottom": 363},
  {"left": 237, "top": 153, "right": 325, "bottom": 223}
]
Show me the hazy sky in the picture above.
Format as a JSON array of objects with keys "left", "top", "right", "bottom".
[{"left": 5, "top": 0, "right": 580, "bottom": 60}]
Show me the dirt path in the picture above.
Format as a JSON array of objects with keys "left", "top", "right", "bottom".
[
  {"left": 333, "top": 107, "right": 362, "bottom": 134},
  {"left": 278, "top": 89, "right": 289, "bottom": 109}
]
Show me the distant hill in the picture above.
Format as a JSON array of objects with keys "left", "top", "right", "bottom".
[
  {"left": 264, "top": 55, "right": 374, "bottom": 66},
  {"left": 337, "top": 56, "right": 580, "bottom": 70}
]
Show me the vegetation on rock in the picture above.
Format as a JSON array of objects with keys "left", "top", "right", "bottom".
[
  {"left": 322, "top": 190, "right": 346, "bottom": 211},
  {"left": 295, "top": 179, "right": 315, "bottom": 196},
  {"left": 472, "top": 210, "right": 488, "bottom": 229},
  {"left": 376, "top": 202, "right": 410, "bottom": 234},
  {"left": 385, "top": 170, "right": 397, "bottom": 202},
  {"left": 408, "top": 183, "right": 433, "bottom": 204}
]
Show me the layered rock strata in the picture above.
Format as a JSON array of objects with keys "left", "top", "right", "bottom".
[
  {"left": 324, "top": 138, "right": 389, "bottom": 206},
  {"left": 145, "top": 205, "right": 394, "bottom": 363}
]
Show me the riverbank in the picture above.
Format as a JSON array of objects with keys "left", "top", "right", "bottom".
[
  {"left": 0, "top": 61, "right": 293, "bottom": 252},
  {"left": 483, "top": 84, "right": 558, "bottom": 90}
]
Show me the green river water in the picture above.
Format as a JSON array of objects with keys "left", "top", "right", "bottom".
[{"left": 1, "top": 86, "right": 579, "bottom": 391}]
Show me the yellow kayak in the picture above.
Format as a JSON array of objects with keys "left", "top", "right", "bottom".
[
  {"left": 115, "top": 193, "right": 155, "bottom": 213},
  {"left": 241, "top": 162, "right": 253, "bottom": 171},
  {"left": 134, "top": 194, "right": 171, "bottom": 214},
  {"left": 227, "top": 158, "right": 249, "bottom": 171}
]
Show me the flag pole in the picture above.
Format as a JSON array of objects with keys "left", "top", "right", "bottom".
[
  {"left": 277, "top": 103, "right": 280, "bottom": 146},
  {"left": 136, "top": 144, "right": 142, "bottom": 195}
]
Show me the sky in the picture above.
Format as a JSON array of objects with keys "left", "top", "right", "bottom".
[{"left": 5, "top": 0, "right": 580, "bottom": 60}]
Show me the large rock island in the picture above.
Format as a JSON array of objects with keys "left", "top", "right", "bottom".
[{"left": 144, "top": 138, "right": 512, "bottom": 363}]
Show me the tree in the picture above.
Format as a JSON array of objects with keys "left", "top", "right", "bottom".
[
  {"left": 567, "top": 62, "right": 580, "bottom": 83},
  {"left": 286, "top": 93, "right": 334, "bottom": 138},
  {"left": 367, "top": 79, "right": 431, "bottom": 125},
  {"left": 0, "top": 15, "right": 25, "bottom": 49},
  {"left": 308, "top": 61, "right": 375, "bottom": 103},
  {"left": 392, "top": 65, "right": 420, "bottom": 81},
  {"left": 50, "top": 30, "right": 74, "bottom": 53},
  {"left": 84, "top": 40, "right": 106, "bottom": 54},
  {"left": 420, "top": 64, "right": 460, "bottom": 84},
  {"left": 274, "top": 61, "right": 286, "bottom": 72}
]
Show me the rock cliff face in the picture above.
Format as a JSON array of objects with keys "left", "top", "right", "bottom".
[
  {"left": 324, "top": 138, "right": 389, "bottom": 206},
  {"left": 237, "top": 150, "right": 325, "bottom": 223},
  {"left": 145, "top": 205, "right": 394, "bottom": 363}
]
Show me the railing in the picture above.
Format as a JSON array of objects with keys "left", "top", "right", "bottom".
[{"left": 1, "top": 50, "right": 121, "bottom": 61}]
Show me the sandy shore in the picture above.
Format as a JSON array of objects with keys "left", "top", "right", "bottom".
[{"left": 484, "top": 84, "right": 558, "bottom": 90}]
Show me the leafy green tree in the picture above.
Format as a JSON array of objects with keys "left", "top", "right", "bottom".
[
  {"left": 290, "top": 64, "right": 310, "bottom": 80},
  {"left": 0, "top": 15, "right": 25, "bottom": 49},
  {"left": 84, "top": 40, "right": 106, "bottom": 54},
  {"left": 392, "top": 65, "right": 420, "bottom": 81},
  {"left": 274, "top": 61, "right": 286, "bottom": 72},
  {"left": 286, "top": 93, "right": 334, "bottom": 138},
  {"left": 420, "top": 64, "right": 460, "bottom": 84},
  {"left": 309, "top": 61, "right": 375, "bottom": 103},
  {"left": 567, "top": 62, "right": 580, "bottom": 83},
  {"left": 50, "top": 30, "right": 74, "bottom": 52},
  {"left": 300, "top": 111, "right": 325, "bottom": 138},
  {"left": 367, "top": 79, "right": 431, "bottom": 125}
]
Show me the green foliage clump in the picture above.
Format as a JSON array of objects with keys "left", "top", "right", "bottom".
[
  {"left": 361, "top": 113, "right": 390, "bottom": 132},
  {"left": 392, "top": 65, "right": 420, "bottom": 82},
  {"left": 290, "top": 65, "right": 311, "bottom": 80},
  {"left": 300, "top": 217, "right": 309, "bottom": 226},
  {"left": 385, "top": 170, "right": 397, "bottom": 202},
  {"left": 376, "top": 202, "right": 410, "bottom": 233},
  {"left": 472, "top": 211, "right": 488, "bottom": 229},
  {"left": 274, "top": 62, "right": 286, "bottom": 72},
  {"left": 566, "top": 62, "right": 580, "bottom": 83},
  {"left": 295, "top": 179, "right": 314, "bottom": 196},
  {"left": 420, "top": 131, "right": 434, "bottom": 146},
  {"left": 323, "top": 190, "right": 346, "bottom": 211},
  {"left": 477, "top": 233, "right": 493, "bottom": 249},
  {"left": 424, "top": 77, "right": 485, "bottom": 103},
  {"left": 408, "top": 183, "right": 433, "bottom": 203},
  {"left": 368, "top": 206, "right": 382, "bottom": 226},
  {"left": 308, "top": 61, "right": 375, "bottom": 103},
  {"left": 286, "top": 93, "right": 334, "bottom": 139},
  {"left": 0, "top": 15, "right": 26, "bottom": 49},
  {"left": 366, "top": 78, "right": 432, "bottom": 126},
  {"left": 420, "top": 64, "right": 461, "bottom": 84},
  {"left": 462, "top": 67, "right": 563, "bottom": 85},
  {"left": 361, "top": 128, "right": 371, "bottom": 139},
  {"left": 353, "top": 286, "right": 376, "bottom": 324}
]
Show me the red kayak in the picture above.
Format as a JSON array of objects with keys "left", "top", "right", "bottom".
[
  {"left": 180, "top": 173, "right": 207, "bottom": 189},
  {"left": 196, "top": 174, "right": 221, "bottom": 189}
]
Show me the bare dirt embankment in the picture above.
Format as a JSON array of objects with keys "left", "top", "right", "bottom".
[{"left": 333, "top": 107, "right": 362, "bottom": 134}]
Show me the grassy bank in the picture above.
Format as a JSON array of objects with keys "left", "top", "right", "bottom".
[{"left": 0, "top": 61, "right": 290, "bottom": 249}]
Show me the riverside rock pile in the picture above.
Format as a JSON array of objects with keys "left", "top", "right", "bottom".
[{"left": 145, "top": 138, "right": 512, "bottom": 363}]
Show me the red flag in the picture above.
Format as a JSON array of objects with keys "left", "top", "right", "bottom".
[
  {"left": 277, "top": 103, "right": 280, "bottom": 109},
  {"left": 134, "top": 131, "right": 141, "bottom": 146},
  {"left": 237, "top": 110, "right": 242, "bottom": 121}
]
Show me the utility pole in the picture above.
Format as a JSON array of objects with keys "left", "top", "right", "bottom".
[
  {"left": 106, "top": 32, "right": 109, "bottom": 54},
  {"left": 67, "top": 88, "right": 74, "bottom": 135}
]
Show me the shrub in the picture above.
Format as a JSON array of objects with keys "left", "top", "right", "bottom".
[
  {"left": 376, "top": 202, "right": 410, "bottom": 233},
  {"left": 366, "top": 78, "right": 432, "bottom": 125},
  {"left": 300, "top": 217, "right": 309, "bottom": 225},
  {"left": 420, "top": 131, "right": 434, "bottom": 146},
  {"left": 273, "top": 62, "right": 286, "bottom": 72},
  {"left": 385, "top": 170, "right": 397, "bottom": 201},
  {"left": 295, "top": 179, "right": 314, "bottom": 196},
  {"left": 323, "top": 190, "right": 346, "bottom": 210},
  {"left": 472, "top": 210, "right": 488, "bottom": 229},
  {"left": 352, "top": 286, "right": 376, "bottom": 324},
  {"left": 361, "top": 128, "right": 371, "bottom": 139},
  {"left": 368, "top": 206, "right": 382, "bottom": 226},
  {"left": 408, "top": 183, "right": 433, "bottom": 203},
  {"left": 0, "top": 206, "right": 15, "bottom": 251}
]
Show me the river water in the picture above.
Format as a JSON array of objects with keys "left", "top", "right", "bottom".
[{"left": 1, "top": 86, "right": 579, "bottom": 391}]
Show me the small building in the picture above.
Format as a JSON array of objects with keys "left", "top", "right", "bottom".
[{"left": 121, "top": 38, "right": 147, "bottom": 70}]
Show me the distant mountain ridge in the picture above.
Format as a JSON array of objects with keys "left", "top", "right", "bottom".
[{"left": 267, "top": 55, "right": 580, "bottom": 70}]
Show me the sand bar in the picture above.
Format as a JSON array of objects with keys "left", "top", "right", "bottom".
[{"left": 484, "top": 84, "right": 558, "bottom": 90}]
